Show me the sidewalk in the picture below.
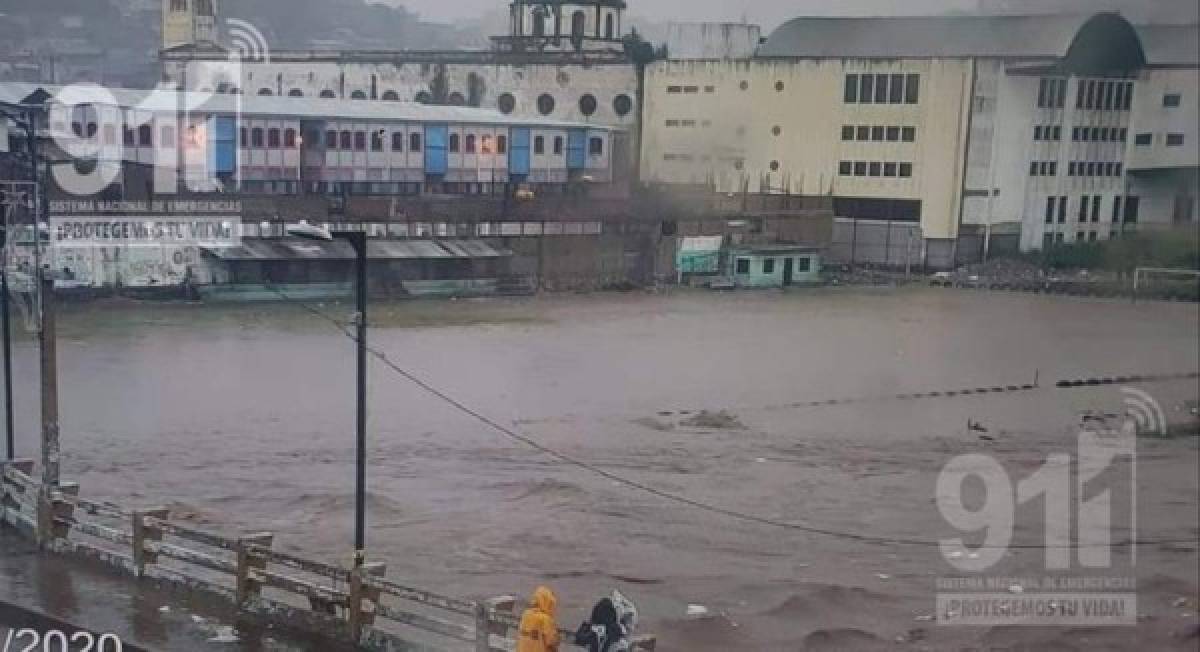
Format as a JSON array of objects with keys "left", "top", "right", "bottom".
[{"left": 0, "top": 529, "right": 354, "bottom": 651}]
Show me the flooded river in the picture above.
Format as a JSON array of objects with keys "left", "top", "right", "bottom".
[{"left": 3, "top": 287, "right": 1198, "bottom": 650}]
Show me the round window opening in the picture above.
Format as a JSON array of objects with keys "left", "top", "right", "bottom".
[
  {"left": 769, "top": 160, "right": 780, "bottom": 172},
  {"left": 497, "top": 93, "right": 516, "bottom": 114},
  {"left": 537, "top": 93, "right": 556, "bottom": 115},
  {"left": 612, "top": 94, "right": 633, "bottom": 117},
  {"left": 739, "top": 80, "right": 749, "bottom": 91},
  {"left": 579, "top": 93, "right": 598, "bottom": 116},
  {"left": 772, "top": 125, "right": 782, "bottom": 136},
  {"left": 775, "top": 81, "right": 785, "bottom": 92}
]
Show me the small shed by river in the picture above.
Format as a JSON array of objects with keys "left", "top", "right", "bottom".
[{"left": 726, "top": 244, "right": 821, "bottom": 288}]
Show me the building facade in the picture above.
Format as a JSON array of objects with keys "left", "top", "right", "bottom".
[
  {"left": 642, "top": 13, "right": 1198, "bottom": 265},
  {"left": 158, "top": 0, "right": 640, "bottom": 138}
]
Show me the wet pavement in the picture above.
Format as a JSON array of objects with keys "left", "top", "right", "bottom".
[{"left": 1, "top": 287, "right": 1197, "bottom": 649}]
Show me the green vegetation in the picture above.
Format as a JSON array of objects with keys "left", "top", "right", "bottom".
[{"left": 1030, "top": 229, "right": 1200, "bottom": 274}]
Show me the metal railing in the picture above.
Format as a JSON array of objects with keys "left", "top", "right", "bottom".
[{"left": 1, "top": 460, "right": 655, "bottom": 651}]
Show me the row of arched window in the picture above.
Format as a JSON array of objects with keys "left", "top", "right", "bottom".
[
  {"left": 240, "top": 126, "right": 299, "bottom": 149},
  {"left": 59, "top": 121, "right": 211, "bottom": 149},
  {"left": 529, "top": 9, "right": 617, "bottom": 40}
]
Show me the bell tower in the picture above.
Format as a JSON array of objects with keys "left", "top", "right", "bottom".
[
  {"left": 163, "top": 0, "right": 219, "bottom": 50},
  {"left": 503, "top": 1, "right": 627, "bottom": 54}
]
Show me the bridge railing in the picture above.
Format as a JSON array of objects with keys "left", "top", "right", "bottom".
[{"left": 0, "top": 460, "right": 655, "bottom": 651}]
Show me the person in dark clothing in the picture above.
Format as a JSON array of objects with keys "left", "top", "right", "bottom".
[{"left": 572, "top": 591, "right": 637, "bottom": 652}]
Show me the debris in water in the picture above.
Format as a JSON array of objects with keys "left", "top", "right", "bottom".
[
  {"left": 680, "top": 410, "right": 745, "bottom": 430},
  {"left": 207, "top": 626, "right": 240, "bottom": 643}
]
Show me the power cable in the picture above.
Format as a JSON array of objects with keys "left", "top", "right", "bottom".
[{"left": 264, "top": 283, "right": 1198, "bottom": 550}]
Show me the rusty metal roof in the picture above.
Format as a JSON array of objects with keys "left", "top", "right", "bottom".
[{"left": 202, "top": 238, "right": 512, "bottom": 261}]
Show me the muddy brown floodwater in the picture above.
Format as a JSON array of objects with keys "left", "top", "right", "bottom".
[{"left": 3, "top": 287, "right": 1198, "bottom": 650}]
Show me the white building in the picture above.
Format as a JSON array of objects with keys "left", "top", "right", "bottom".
[
  {"left": 158, "top": 0, "right": 640, "bottom": 165},
  {"left": 642, "top": 14, "right": 1198, "bottom": 264}
]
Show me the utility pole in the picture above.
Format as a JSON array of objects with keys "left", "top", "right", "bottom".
[
  {"left": 1, "top": 201, "right": 12, "bottom": 460},
  {"left": 39, "top": 275, "right": 58, "bottom": 488}
]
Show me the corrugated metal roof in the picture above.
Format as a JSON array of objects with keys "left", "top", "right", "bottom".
[
  {"left": 0, "top": 83, "right": 615, "bottom": 131},
  {"left": 1136, "top": 24, "right": 1200, "bottom": 66},
  {"left": 203, "top": 238, "right": 512, "bottom": 261},
  {"left": 758, "top": 14, "right": 1099, "bottom": 59}
]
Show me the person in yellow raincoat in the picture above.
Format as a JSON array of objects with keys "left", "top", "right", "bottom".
[{"left": 517, "top": 586, "right": 561, "bottom": 652}]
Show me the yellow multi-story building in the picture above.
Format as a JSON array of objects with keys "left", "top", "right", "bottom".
[{"left": 645, "top": 13, "right": 1198, "bottom": 267}]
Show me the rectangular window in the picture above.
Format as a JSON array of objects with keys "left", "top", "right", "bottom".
[
  {"left": 1088, "top": 231, "right": 1098, "bottom": 242},
  {"left": 1092, "top": 195, "right": 1101, "bottom": 222},
  {"left": 1043, "top": 233, "right": 1054, "bottom": 249},
  {"left": 841, "top": 125, "right": 855, "bottom": 141},
  {"left": 856, "top": 126, "right": 870, "bottom": 141},
  {"left": 682, "top": 86, "right": 699, "bottom": 94},
  {"left": 553, "top": 136, "right": 564, "bottom": 155},
  {"left": 1166, "top": 133, "right": 1185, "bottom": 146},
  {"left": 884, "top": 162, "right": 897, "bottom": 177},
  {"left": 533, "top": 135, "right": 545, "bottom": 154},
  {"left": 391, "top": 132, "right": 404, "bottom": 151},
  {"left": 370, "top": 131, "right": 383, "bottom": 151},
  {"left": 1080, "top": 127, "right": 1089, "bottom": 142},
  {"left": 868, "top": 161, "right": 882, "bottom": 176},
  {"left": 844, "top": 74, "right": 859, "bottom": 103},
  {"left": 1085, "top": 80, "right": 1096, "bottom": 109},
  {"left": 1076, "top": 79, "right": 1086, "bottom": 108},
  {"left": 1113, "top": 82, "right": 1126, "bottom": 110},
  {"left": 589, "top": 137, "right": 604, "bottom": 155},
  {"left": 1030, "top": 161, "right": 1039, "bottom": 176},
  {"left": 160, "top": 125, "right": 175, "bottom": 148},
  {"left": 1124, "top": 196, "right": 1139, "bottom": 223},
  {"left": 796, "top": 257, "right": 812, "bottom": 272},
  {"left": 901, "top": 126, "right": 916, "bottom": 142},
  {"left": 354, "top": 131, "right": 366, "bottom": 151},
  {"left": 762, "top": 258, "right": 775, "bottom": 274},
  {"left": 889, "top": 73, "right": 904, "bottom": 103},
  {"left": 1056, "top": 78, "right": 1067, "bottom": 108},
  {"left": 1134, "top": 133, "right": 1152, "bottom": 146},
  {"left": 1090, "top": 127, "right": 1101, "bottom": 141},
  {"left": 735, "top": 258, "right": 750, "bottom": 274},
  {"left": 1034, "top": 125, "right": 1043, "bottom": 140},
  {"left": 1052, "top": 126, "right": 1062, "bottom": 140},
  {"left": 1045, "top": 197, "right": 1056, "bottom": 223},
  {"left": 1105, "top": 162, "right": 1115, "bottom": 176},
  {"left": 268, "top": 128, "right": 281, "bottom": 148},
  {"left": 1115, "top": 163, "right": 1123, "bottom": 175},
  {"left": 871, "top": 126, "right": 885, "bottom": 141},
  {"left": 409, "top": 132, "right": 422, "bottom": 152},
  {"left": 839, "top": 161, "right": 853, "bottom": 176},
  {"left": 326, "top": 130, "right": 337, "bottom": 149},
  {"left": 1123, "top": 81, "right": 1134, "bottom": 110},
  {"left": 1112, "top": 196, "right": 1123, "bottom": 222},
  {"left": 886, "top": 126, "right": 900, "bottom": 141},
  {"left": 874, "top": 74, "right": 889, "bottom": 103},
  {"left": 904, "top": 74, "right": 919, "bottom": 103},
  {"left": 666, "top": 85, "right": 682, "bottom": 94},
  {"left": 860, "top": 74, "right": 874, "bottom": 103},
  {"left": 1068, "top": 162, "right": 1076, "bottom": 176},
  {"left": 1119, "top": 128, "right": 1127, "bottom": 142},
  {"left": 497, "top": 135, "right": 507, "bottom": 154},
  {"left": 898, "top": 162, "right": 913, "bottom": 178},
  {"left": 251, "top": 128, "right": 264, "bottom": 148},
  {"left": 1163, "top": 93, "right": 1181, "bottom": 107},
  {"left": 853, "top": 161, "right": 867, "bottom": 176},
  {"left": 1039, "top": 161, "right": 1049, "bottom": 176},
  {"left": 1104, "top": 81, "right": 1115, "bottom": 110},
  {"left": 1048, "top": 162, "right": 1057, "bottom": 176},
  {"left": 1058, "top": 195, "right": 1067, "bottom": 222},
  {"left": 1038, "top": 78, "right": 1049, "bottom": 108},
  {"left": 1087, "top": 162, "right": 1096, "bottom": 177},
  {"left": 1078, "top": 196, "right": 1088, "bottom": 222}
]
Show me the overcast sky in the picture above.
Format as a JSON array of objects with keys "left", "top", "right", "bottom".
[{"left": 383, "top": 0, "right": 982, "bottom": 30}]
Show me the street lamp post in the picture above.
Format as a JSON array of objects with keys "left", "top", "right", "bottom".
[{"left": 287, "top": 223, "right": 369, "bottom": 567}]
